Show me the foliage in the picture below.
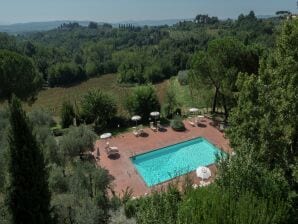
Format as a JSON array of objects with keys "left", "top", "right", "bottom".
[
  {"left": 125, "top": 85, "right": 160, "bottom": 122},
  {"left": 28, "top": 108, "right": 55, "bottom": 127},
  {"left": 7, "top": 96, "right": 52, "bottom": 224},
  {"left": 48, "top": 62, "right": 86, "bottom": 87},
  {"left": 110, "top": 208, "right": 136, "bottom": 224},
  {"left": 59, "top": 125, "right": 96, "bottom": 160},
  {"left": 48, "top": 165, "right": 68, "bottom": 194},
  {"left": 191, "top": 37, "right": 260, "bottom": 118},
  {"left": 135, "top": 186, "right": 181, "bottom": 224},
  {"left": 163, "top": 79, "right": 181, "bottom": 118},
  {"left": 60, "top": 101, "right": 75, "bottom": 128},
  {"left": 80, "top": 89, "right": 117, "bottom": 132},
  {"left": 177, "top": 185, "right": 289, "bottom": 224},
  {"left": 170, "top": 115, "right": 185, "bottom": 131},
  {"left": 225, "top": 20, "right": 298, "bottom": 222},
  {"left": 0, "top": 109, "right": 9, "bottom": 193},
  {"left": 0, "top": 50, "right": 42, "bottom": 101},
  {"left": 177, "top": 70, "right": 188, "bottom": 85}
]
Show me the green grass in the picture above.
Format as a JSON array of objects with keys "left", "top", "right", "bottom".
[
  {"left": 0, "top": 74, "right": 214, "bottom": 122},
  {"left": 22, "top": 74, "right": 169, "bottom": 119},
  {"left": 168, "top": 78, "right": 214, "bottom": 114}
]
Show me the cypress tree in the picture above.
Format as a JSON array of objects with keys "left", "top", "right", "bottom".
[{"left": 7, "top": 96, "right": 52, "bottom": 224}]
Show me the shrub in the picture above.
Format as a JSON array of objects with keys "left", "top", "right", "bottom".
[
  {"left": 163, "top": 79, "right": 181, "bottom": 118},
  {"left": 178, "top": 185, "right": 290, "bottom": 224},
  {"left": 124, "top": 200, "right": 138, "bottom": 219},
  {"left": 49, "top": 165, "right": 68, "bottom": 193},
  {"left": 125, "top": 85, "right": 160, "bottom": 122},
  {"left": 170, "top": 115, "right": 185, "bottom": 131},
  {"left": 28, "top": 108, "right": 55, "bottom": 127},
  {"left": 60, "top": 101, "right": 75, "bottom": 128},
  {"left": 80, "top": 89, "right": 117, "bottom": 132},
  {"left": 51, "top": 126, "right": 64, "bottom": 136},
  {"left": 177, "top": 70, "right": 189, "bottom": 85},
  {"left": 59, "top": 125, "right": 96, "bottom": 159},
  {"left": 48, "top": 62, "right": 86, "bottom": 87}
]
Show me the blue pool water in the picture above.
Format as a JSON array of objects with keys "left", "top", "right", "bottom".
[{"left": 131, "top": 137, "right": 225, "bottom": 186}]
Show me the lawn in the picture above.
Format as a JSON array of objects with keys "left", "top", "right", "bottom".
[
  {"left": 22, "top": 74, "right": 169, "bottom": 118},
  {"left": 1, "top": 74, "right": 213, "bottom": 120}
]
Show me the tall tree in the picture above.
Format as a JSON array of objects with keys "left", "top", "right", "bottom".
[
  {"left": 0, "top": 50, "right": 42, "bottom": 101},
  {"left": 226, "top": 20, "right": 298, "bottom": 222},
  {"left": 7, "top": 96, "right": 52, "bottom": 224},
  {"left": 125, "top": 85, "right": 160, "bottom": 122},
  {"left": 191, "top": 38, "right": 260, "bottom": 118}
]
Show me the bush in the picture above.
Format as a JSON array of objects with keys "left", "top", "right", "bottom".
[
  {"left": 49, "top": 165, "right": 68, "bottom": 193},
  {"left": 177, "top": 70, "right": 188, "bottom": 85},
  {"left": 60, "top": 101, "right": 75, "bottom": 128},
  {"left": 124, "top": 200, "right": 138, "bottom": 219},
  {"left": 163, "top": 79, "right": 181, "bottom": 118},
  {"left": 170, "top": 115, "right": 185, "bottom": 131},
  {"left": 125, "top": 85, "right": 160, "bottom": 122},
  {"left": 80, "top": 89, "right": 117, "bottom": 132},
  {"left": 48, "top": 62, "right": 86, "bottom": 87},
  {"left": 178, "top": 185, "right": 290, "bottom": 224},
  {"left": 59, "top": 125, "right": 97, "bottom": 159},
  {"left": 28, "top": 108, "right": 55, "bottom": 127}
]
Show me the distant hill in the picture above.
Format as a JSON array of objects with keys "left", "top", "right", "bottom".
[
  {"left": 0, "top": 19, "right": 191, "bottom": 34},
  {"left": 117, "top": 18, "right": 192, "bottom": 27},
  {"left": 0, "top": 21, "right": 92, "bottom": 34},
  {"left": 256, "top": 15, "right": 276, "bottom": 19}
]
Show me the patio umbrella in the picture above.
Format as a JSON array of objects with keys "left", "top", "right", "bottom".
[
  {"left": 131, "top": 115, "right": 141, "bottom": 126},
  {"left": 189, "top": 108, "right": 199, "bottom": 122},
  {"left": 100, "top": 133, "right": 112, "bottom": 139},
  {"left": 150, "top": 111, "right": 160, "bottom": 123},
  {"left": 196, "top": 166, "right": 211, "bottom": 180},
  {"left": 189, "top": 108, "right": 199, "bottom": 113}
]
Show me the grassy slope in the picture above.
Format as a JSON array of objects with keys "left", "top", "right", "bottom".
[
  {"left": 23, "top": 74, "right": 169, "bottom": 117},
  {"left": 1, "top": 74, "right": 212, "bottom": 120}
]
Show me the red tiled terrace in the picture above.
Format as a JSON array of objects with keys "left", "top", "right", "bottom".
[{"left": 94, "top": 118, "right": 231, "bottom": 196}]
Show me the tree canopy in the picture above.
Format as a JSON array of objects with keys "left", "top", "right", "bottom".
[{"left": 0, "top": 50, "right": 42, "bottom": 101}]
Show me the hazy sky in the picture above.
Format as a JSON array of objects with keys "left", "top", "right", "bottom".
[{"left": 0, "top": 0, "right": 297, "bottom": 24}]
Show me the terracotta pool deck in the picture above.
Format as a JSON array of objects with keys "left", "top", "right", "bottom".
[{"left": 94, "top": 118, "right": 231, "bottom": 197}]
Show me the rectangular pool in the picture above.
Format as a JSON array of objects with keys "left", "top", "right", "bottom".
[{"left": 131, "top": 137, "right": 224, "bottom": 186}]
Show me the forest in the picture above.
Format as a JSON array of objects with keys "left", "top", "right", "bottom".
[{"left": 0, "top": 11, "right": 297, "bottom": 224}]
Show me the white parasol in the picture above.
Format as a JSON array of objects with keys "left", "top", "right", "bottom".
[
  {"left": 131, "top": 115, "right": 141, "bottom": 126},
  {"left": 189, "top": 108, "right": 199, "bottom": 113},
  {"left": 100, "top": 133, "right": 112, "bottom": 139},
  {"left": 150, "top": 111, "right": 160, "bottom": 123},
  {"left": 196, "top": 166, "right": 211, "bottom": 180}
]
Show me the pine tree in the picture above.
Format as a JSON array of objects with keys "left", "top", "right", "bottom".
[{"left": 7, "top": 96, "right": 52, "bottom": 224}]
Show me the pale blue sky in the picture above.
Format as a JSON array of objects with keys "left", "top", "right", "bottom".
[{"left": 0, "top": 0, "right": 297, "bottom": 24}]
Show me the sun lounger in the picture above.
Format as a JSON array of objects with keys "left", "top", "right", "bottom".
[
  {"left": 188, "top": 120, "right": 195, "bottom": 127},
  {"left": 150, "top": 122, "right": 157, "bottom": 132},
  {"left": 188, "top": 117, "right": 196, "bottom": 126},
  {"left": 133, "top": 127, "right": 139, "bottom": 136},
  {"left": 105, "top": 146, "right": 119, "bottom": 157}
]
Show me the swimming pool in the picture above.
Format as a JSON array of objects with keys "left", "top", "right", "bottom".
[{"left": 131, "top": 137, "right": 225, "bottom": 186}]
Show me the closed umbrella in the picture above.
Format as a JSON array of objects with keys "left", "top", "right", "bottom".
[
  {"left": 131, "top": 115, "right": 141, "bottom": 126},
  {"left": 196, "top": 166, "right": 211, "bottom": 180}
]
